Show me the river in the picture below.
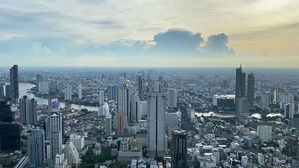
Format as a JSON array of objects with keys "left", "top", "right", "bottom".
[{"left": 19, "top": 83, "right": 98, "bottom": 111}]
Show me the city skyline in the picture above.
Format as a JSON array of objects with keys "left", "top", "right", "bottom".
[{"left": 0, "top": 0, "right": 299, "bottom": 67}]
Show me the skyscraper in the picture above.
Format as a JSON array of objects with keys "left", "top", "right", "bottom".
[
  {"left": 107, "top": 85, "right": 118, "bottom": 101},
  {"left": 247, "top": 72, "right": 255, "bottom": 108},
  {"left": 99, "top": 90, "right": 104, "bottom": 105},
  {"left": 171, "top": 130, "right": 187, "bottom": 168},
  {"left": 167, "top": 88, "right": 178, "bottom": 108},
  {"left": 9, "top": 65, "right": 19, "bottom": 104},
  {"left": 117, "top": 81, "right": 134, "bottom": 122},
  {"left": 138, "top": 72, "right": 145, "bottom": 101},
  {"left": 0, "top": 84, "right": 4, "bottom": 98},
  {"left": 28, "top": 129, "right": 46, "bottom": 168},
  {"left": 49, "top": 111, "right": 63, "bottom": 162},
  {"left": 0, "top": 123, "right": 21, "bottom": 152},
  {"left": 235, "top": 65, "right": 246, "bottom": 99},
  {"left": 64, "top": 84, "right": 72, "bottom": 100},
  {"left": 78, "top": 83, "right": 82, "bottom": 99},
  {"left": 19, "top": 96, "right": 38, "bottom": 125},
  {"left": 148, "top": 91, "right": 166, "bottom": 158},
  {"left": 0, "top": 100, "right": 13, "bottom": 122}
]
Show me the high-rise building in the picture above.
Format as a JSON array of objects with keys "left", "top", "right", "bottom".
[
  {"left": 138, "top": 72, "right": 145, "bottom": 101},
  {"left": 237, "top": 97, "right": 249, "bottom": 115},
  {"left": 107, "top": 85, "right": 118, "bottom": 101},
  {"left": 5, "top": 84, "right": 10, "bottom": 98},
  {"left": 20, "top": 96, "right": 38, "bottom": 125},
  {"left": 70, "top": 134, "right": 84, "bottom": 151},
  {"left": 130, "top": 94, "right": 139, "bottom": 123},
  {"left": 148, "top": 91, "right": 167, "bottom": 158},
  {"left": 28, "top": 129, "right": 46, "bottom": 168},
  {"left": 49, "top": 111, "right": 63, "bottom": 162},
  {"left": 99, "top": 90, "right": 104, "bottom": 105},
  {"left": 64, "top": 84, "right": 72, "bottom": 100},
  {"left": 257, "top": 125, "right": 272, "bottom": 143},
  {"left": 0, "top": 84, "right": 4, "bottom": 98},
  {"left": 64, "top": 141, "right": 80, "bottom": 167},
  {"left": 261, "top": 92, "right": 271, "bottom": 108},
  {"left": 116, "top": 113, "right": 127, "bottom": 135},
  {"left": 0, "top": 100, "right": 13, "bottom": 122},
  {"left": 38, "top": 82, "right": 49, "bottom": 94},
  {"left": 10, "top": 65, "right": 19, "bottom": 104},
  {"left": 78, "top": 83, "right": 82, "bottom": 100},
  {"left": 167, "top": 89, "right": 177, "bottom": 108},
  {"left": 171, "top": 130, "right": 187, "bottom": 168},
  {"left": 0, "top": 123, "right": 21, "bottom": 152},
  {"left": 105, "top": 116, "right": 112, "bottom": 136},
  {"left": 117, "top": 81, "right": 134, "bottom": 122},
  {"left": 247, "top": 72, "right": 255, "bottom": 108},
  {"left": 235, "top": 65, "right": 246, "bottom": 99}
]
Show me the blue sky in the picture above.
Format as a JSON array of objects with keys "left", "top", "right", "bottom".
[{"left": 0, "top": 0, "right": 299, "bottom": 67}]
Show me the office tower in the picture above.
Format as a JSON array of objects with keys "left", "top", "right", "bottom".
[
  {"left": 117, "top": 82, "right": 134, "bottom": 121},
  {"left": 237, "top": 97, "right": 249, "bottom": 115},
  {"left": 137, "top": 101, "right": 147, "bottom": 120},
  {"left": 49, "top": 80, "right": 58, "bottom": 94},
  {"left": 138, "top": 72, "right": 145, "bottom": 101},
  {"left": 38, "top": 82, "right": 49, "bottom": 94},
  {"left": 36, "top": 74, "right": 44, "bottom": 91},
  {"left": 0, "top": 123, "right": 21, "bottom": 151},
  {"left": 257, "top": 125, "right": 272, "bottom": 143},
  {"left": 99, "top": 90, "right": 104, "bottom": 105},
  {"left": 284, "top": 103, "right": 295, "bottom": 119},
  {"left": 64, "top": 141, "right": 80, "bottom": 167},
  {"left": 9, "top": 65, "right": 19, "bottom": 104},
  {"left": 5, "top": 84, "right": 10, "bottom": 98},
  {"left": 107, "top": 85, "right": 118, "bottom": 101},
  {"left": 0, "top": 84, "right": 4, "bottom": 98},
  {"left": 64, "top": 84, "right": 72, "bottom": 100},
  {"left": 78, "top": 83, "right": 82, "bottom": 99},
  {"left": 235, "top": 65, "right": 246, "bottom": 99},
  {"left": 291, "top": 114, "right": 299, "bottom": 131},
  {"left": 130, "top": 94, "right": 139, "bottom": 123},
  {"left": 116, "top": 113, "right": 127, "bottom": 135},
  {"left": 148, "top": 91, "right": 167, "bottom": 158},
  {"left": 105, "top": 116, "right": 112, "bottom": 136},
  {"left": 247, "top": 72, "right": 255, "bottom": 108},
  {"left": 167, "top": 88, "right": 178, "bottom": 108},
  {"left": 49, "top": 111, "right": 63, "bottom": 162},
  {"left": 70, "top": 134, "right": 85, "bottom": 151},
  {"left": 261, "top": 92, "right": 271, "bottom": 108},
  {"left": 19, "top": 96, "right": 38, "bottom": 125},
  {"left": 28, "top": 129, "right": 46, "bottom": 168},
  {"left": 171, "top": 130, "right": 187, "bottom": 168},
  {"left": 0, "top": 100, "right": 13, "bottom": 122}
]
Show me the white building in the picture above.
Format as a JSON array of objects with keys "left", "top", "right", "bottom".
[
  {"left": 64, "top": 141, "right": 80, "bottom": 167},
  {"left": 50, "top": 111, "right": 63, "bottom": 162},
  {"left": 98, "top": 102, "right": 110, "bottom": 117},
  {"left": 70, "top": 134, "right": 84, "bottom": 151},
  {"left": 257, "top": 125, "right": 272, "bottom": 143}
]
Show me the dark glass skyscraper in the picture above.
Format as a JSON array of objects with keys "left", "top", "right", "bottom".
[
  {"left": 171, "top": 130, "right": 187, "bottom": 168},
  {"left": 247, "top": 72, "right": 255, "bottom": 108},
  {"left": 10, "top": 65, "right": 19, "bottom": 104},
  {"left": 138, "top": 72, "right": 145, "bottom": 101},
  {"left": 235, "top": 65, "right": 246, "bottom": 99},
  {"left": 0, "top": 123, "right": 21, "bottom": 152},
  {"left": 0, "top": 100, "right": 13, "bottom": 122},
  {"left": 28, "top": 129, "right": 46, "bottom": 168}
]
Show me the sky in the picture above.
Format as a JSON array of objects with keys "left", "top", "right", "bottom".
[{"left": 0, "top": 0, "right": 298, "bottom": 67}]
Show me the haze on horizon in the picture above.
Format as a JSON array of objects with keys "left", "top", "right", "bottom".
[{"left": 0, "top": 0, "right": 298, "bottom": 67}]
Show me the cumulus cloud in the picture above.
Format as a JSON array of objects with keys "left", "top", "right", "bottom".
[
  {"left": 199, "top": 33, "right": 235, "bottom": 56},
  {"left": 151, "top": 29, "right": 204, "bottom": 55}
]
